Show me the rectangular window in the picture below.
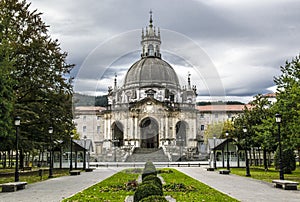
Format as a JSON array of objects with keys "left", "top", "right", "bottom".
[
  {"left": 97, "top": 126, "right": 100, "bottom": 134},
  {"left": 83, "top": 116, "right": 86, "bottom": 122},
  {"left": 83, "top": 126, "right": 87, "bottom": 133},
  {"left": 97, "top": 116, "right": 100, "bottom": 120},
  {"left": 201, "top": 125, "right": 205, "bottom": 131}
]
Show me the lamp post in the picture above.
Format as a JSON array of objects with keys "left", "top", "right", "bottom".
[
  {"left": 14, "top": 116, "right": 20, "bottom": 182},
  {"left": 70, "top": 133, "right": 74, "bottom": 171},
  {"left": 83, "top": 135, "right": 87, "bottom": 170},
  {"left": 275, "top": 113, "right": 284, "bottom": 180},
  {"left": 213, "top": 135, "right": 217, "bottom": 169},
  {"left": 48, "top": 126, "right": 53, "bottom": 178},
  {"left": 243, "top": 126, "right": 251, "bottom": 177},
  {"left": 112, "top": 138, "right": 119, "bottom": 162},
  {"left": 177, "top": 137, "right": 183, "bottom": 162},
  {"left": 226, "top": 131, "right": 230, "bottom": 170}
]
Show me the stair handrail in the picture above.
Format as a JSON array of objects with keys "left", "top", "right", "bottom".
[
  {"left": 162, "top": 145, "right": 171, "bottom": 162},
  {"left": 130, "top": 145, "right": 136, "bottom": 155}
]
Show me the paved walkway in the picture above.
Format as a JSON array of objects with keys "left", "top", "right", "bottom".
[
  {"left": 1, "top": 166, "right": 299, "bottom": 202},
  {"left": 0, "top": 168, "right": 123, "bottom": 202},
  {"left": 176, "top": 167, "right": 300, "bottom": 202}
]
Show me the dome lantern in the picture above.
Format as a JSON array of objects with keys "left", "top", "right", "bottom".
[{"left": 141, "top": 10, "right": 161, "bottom": 58}]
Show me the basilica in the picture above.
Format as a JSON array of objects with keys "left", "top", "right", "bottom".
[
  {"left": 74, "top": 14, "right": 249, "bottom": 162},
  {"left": 97, "top": 13, "right": 199, "bottom": 161}
]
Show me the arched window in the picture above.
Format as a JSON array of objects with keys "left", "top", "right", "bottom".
[{"left": 148, "top": 44, "right": 154, "bottom": 56}]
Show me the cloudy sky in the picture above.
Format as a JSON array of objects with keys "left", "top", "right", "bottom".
[{"left": 29, "top": 0, "right": 300, "bottom": 103}]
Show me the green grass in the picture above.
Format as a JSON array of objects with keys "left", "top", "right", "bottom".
[
  {"left": 63, "top": 168, "right": 141, "bottom": 202},
  {"left": 160, "top": 169, "right": 238, "bottom": 202},
  {"left": 64, "top": 168, "right": 238, "bottom": 202},
  {"left": 229, "top": 166, "right": 300, "bottom": 189},
  {"left": 0, "top": 168, "right": 70, "bottom": 185}
]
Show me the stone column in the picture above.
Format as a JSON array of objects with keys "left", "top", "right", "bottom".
[{"left": 134, "top": 116, "right": 138, "bottom": 146}]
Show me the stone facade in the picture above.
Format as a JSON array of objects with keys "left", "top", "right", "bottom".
[{"left": 73, "top": 14, "right": 249, "bottom": 161}]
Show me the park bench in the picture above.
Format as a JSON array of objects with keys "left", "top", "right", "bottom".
[
  {"left": 85, "top": 168, "right": 94, "bottom": 172},
  {"left": 0, "top": 182, "right": 27, "bottom": 192},
  {"left": 219, "top": 170, "right": 230, "bottom": 175},
  {"left": 22, "top": 166, "right": 32, "bottom": 171},
  {"left": 69, "top": 170, "right": 81, "bottom": 175},
  {"left": 207, "top": 168, "right": 215, "bottom": 171},
  {"left": 272, "top": 180, "right": 299, "bottom": 190}
]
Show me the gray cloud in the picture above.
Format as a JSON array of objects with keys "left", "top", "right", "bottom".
[{"left": 29, "top": 0, "right": 300, "bottom": 102}]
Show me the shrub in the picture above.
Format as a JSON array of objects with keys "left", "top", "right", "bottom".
[
  {"left": 142, "top": 162, "right": 157, "bottom": 180},
  {"left": 133, "top": 183, "right": 163, "bottom": 202},
  {"left": 143, "top": 175, "right": 162, "bottom": 188},
  {"left": 140, "top": 195, "right": 168, "bottom": 202},
  {"left": 142, "top": 180, "right": 162, "bottom": 190}
]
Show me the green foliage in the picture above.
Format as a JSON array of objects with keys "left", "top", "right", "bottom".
[
  {"left": 273, "top": 54, "right": 300, "bottom": 155},
  {"left": 204, "top": 120, "right": 234, "bottom": 143},
  {"left": 163, "top": 183, "right": 196, "bottom": 192},
  {"left": 274, "top": 147, "right": 296, "bottom": 174},
  {"left": 73, "top": 93, "right": 108, "bottom": 107},
  {"left": 142, "top": 175, "right": 162, "bottom": 189},
  {"left": 140, "top": 195, "right": 168, "bottom": 202},
  {"left": 63, "top": 169, "right": 139, "bottom": 201},
  {"left": 65, "top": 168, "right": 238, "bottom": 201},
  {"left": 134, "top": 162, "right": 164, "bottom": 202},
  {"left": 0, "top": 0, "right": 75, "bottom": 152},
  {"left": 133, "top": 183, "right": 163, "bottom": 202},
  {"left": 230, "top": 166, "right": 300, "bottom": 189},
  {"left": 0, "top": 39, "right": 15, "bottom": 151},
  {"left": 160, "top": 168, "right": 238, "bottom": 201},
  {"left": 142, "top": 162, "right": 157, "bottom": 180}
]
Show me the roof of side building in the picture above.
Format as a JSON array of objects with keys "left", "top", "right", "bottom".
[{"left": 196, "top": 104, "right": 252, "bottom": 112}]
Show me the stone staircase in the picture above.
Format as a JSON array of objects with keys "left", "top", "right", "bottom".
[{"left": 125, "top": 147, "right": 169, "bottom": 162}]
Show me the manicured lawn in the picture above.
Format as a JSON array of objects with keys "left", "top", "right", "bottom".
[
  {"left": 229, "top": 166, "right": 300, "bottom": 189},
  {"left": 63, "top": 168, "right": 141, "bottom": 202},
  {"left": 0, "top": 168, "right": 70, "bottom": 185},
  {"left": 64, "top": 168, "right": 238, "bottom": 202},
  {"left": 160, "top": 169, "right": 238, "bottom": 202}
]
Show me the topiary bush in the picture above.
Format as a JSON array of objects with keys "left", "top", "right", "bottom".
[
  {"left": 142, "top": 162, "right": 157, "bottom": 180},
  {"left": 140, "top": 195, "right": 168, "bottom": 202},
  {"left": 142, "top": 175, "right": 162, "bottom": 189},
  {"left": 133, "top": 183, "right": 163, "bottom": 202}
]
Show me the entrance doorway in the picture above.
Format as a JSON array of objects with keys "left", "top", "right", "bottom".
[
  {"left": 176, "top": 121, "right": 187, "bottom": 146},
  {"left": 112, "top": 121, "right": 124, "bottom": 147},
  {"left": 140, "top": 117, "right": 159, "bottom": 148}
]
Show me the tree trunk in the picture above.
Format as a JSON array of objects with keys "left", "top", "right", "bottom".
[
  {"left": 263, "top": 148, "right": 268, "bottom": 170},
  {"left": 298, "top": 148, "right": 300, "bottom": 166},
  {"left": 20, "top": 150, "right": 24, "bottom": 169},
  {"left": 8, "top": 150, "right": 12, "bottom": 168},
  {"left": 249, "top": 148, "right": 252, "bottom": 166},
  {"left": 3, "top": 152, "right": 7, "bottom": 168}
]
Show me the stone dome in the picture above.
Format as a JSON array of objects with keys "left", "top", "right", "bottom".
[{"left": 123, "top": 57, "right": 180, "bottom": 89}]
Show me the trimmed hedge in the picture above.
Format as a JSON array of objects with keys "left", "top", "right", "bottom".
[
  {"left": 142, "top": 175, "right": 162, "bottom": 189},
  {"left": 133, "top": 183, "right": 163, "bottom": 202},
  {"left": 142, "top": 162, "right": 157, "bottom": 180},
  {"left": 133, "top": 162, "right": 166, "bottom": 201},
  {"left": 140, "top": 195, "right": 168, "bottom": 202}
]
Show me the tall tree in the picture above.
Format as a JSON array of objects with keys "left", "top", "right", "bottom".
[
  {"left": 0, "top": 31, "right": 15, "bottom": 152},
  {"left": 233, "top": 94, "right": 274, "bottom": 169},
  {"left": 274, "top": 55, "right": 300, "bottom": 166},
  {"left": 0, "top": 0, "right": 75, "bottom": 154},
  {"left": 204, "top": 120, "right": 234, "bottom": 143}
]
